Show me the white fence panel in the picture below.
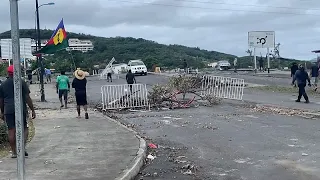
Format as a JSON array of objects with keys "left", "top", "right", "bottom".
[
  {"left": 101, "top": 84, "right": 149, "bottom": 110},
  {"left": 201, "top": 75, "right": 245, "bottom": 100},
  {"left": 100, "top": 73, "right": 108, "bottom": 79}
]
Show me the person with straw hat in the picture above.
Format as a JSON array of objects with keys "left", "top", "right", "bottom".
[{"left": 72, "top": 68, "right": 89, "bottom": 119}]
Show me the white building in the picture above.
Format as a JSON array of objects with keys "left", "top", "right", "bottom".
[
  {"left": 1, "top": 38, "right": 33, "bottom": 60},
  {"left": 67, "top": 38, "right": 94, "bottom": 52},
  {"left": 31, "top": 39, "right": 46, "bottom": 52},
  {"left": 31, "top": 38, "right": 94, "bottom": 53}
]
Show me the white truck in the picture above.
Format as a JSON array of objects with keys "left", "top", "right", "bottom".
[{"left": 127, "top": 59, "right": 147, "bottom": 75}]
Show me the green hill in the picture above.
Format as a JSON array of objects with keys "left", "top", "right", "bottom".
[{"left": 0, "top": 29, "right": 304, "bottom": 71}]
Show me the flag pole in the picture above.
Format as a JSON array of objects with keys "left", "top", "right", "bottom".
[{"left": 36, "top": 0, "right": 45, "bottom": 101}]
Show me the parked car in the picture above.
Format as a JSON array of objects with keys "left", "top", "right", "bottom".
[
  {"left": 217, "top": 60, "right": 231, "bottom": 71},
  {"left": 127, "top": 59, "right": 148, "bottom": 75}
]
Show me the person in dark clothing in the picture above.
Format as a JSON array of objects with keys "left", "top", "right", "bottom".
[
  {"left": 259, "top": 56, "right": 264, "bottom": 72},
  {"left": 126, "top": 70, "right": 136, "bottom": 92},
  {"left": 27, "top": 70, "right": 32, "bottom": 84},
  {"left": 292, "top": 65, "right": 311, "bottom": 103},
  {"left": 106, "top": 68, "right": 113, "bottom": 82},
  {"left": 0, "top": 65, "right": 36, "bottom": 158},
  {"left": 183, "top": 59, "right": 188, "bottom": 73},
  {"left": 72, "top": 69, "right": 88, "bottom": 119},
  {"left": 310, "top": 62, "right": 319, "bottom": 91},
  {"left": 291, "top": 63, "right": 299, "bottom": 87}
]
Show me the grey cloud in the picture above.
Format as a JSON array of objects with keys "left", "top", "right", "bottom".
[{"left": 1, "top": 0, "right": 320, "bottom": 59}]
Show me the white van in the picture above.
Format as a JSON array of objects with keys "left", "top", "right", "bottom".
[{"left": 127, "top": 59, "right": 147, "bottom": 75}]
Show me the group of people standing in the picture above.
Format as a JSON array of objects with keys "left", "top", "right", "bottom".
[{"left": 291, "top": 62, "right": 320, "bottom": 103}]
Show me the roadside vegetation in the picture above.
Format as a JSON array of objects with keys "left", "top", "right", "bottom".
[{"left": 0, "top": 119, "right": 35, "bottom": 158}]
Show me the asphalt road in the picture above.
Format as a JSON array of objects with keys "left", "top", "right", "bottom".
[
  {"left": 86, "top": 74, "right": 168, "bottom": 105},
  {"left": 202, "top": 70, "right": 293, "bottom": 87},
  {"left": 86, "top": 70, "right": 295, "bottom": 106},
  {"left": 122, "top": 105, "right": 320, "bottom": 180},
  {"left": 85, "top": 72, "right": 320, "bottom": 180}
]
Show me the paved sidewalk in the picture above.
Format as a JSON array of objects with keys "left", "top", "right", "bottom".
[{"left": 0, "top": 84, "right": 145, "bottom": 180}]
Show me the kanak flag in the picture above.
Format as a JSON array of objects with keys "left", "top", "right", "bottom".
[{"left": 37, "top": 19, "right": 68, "bottom": 54}]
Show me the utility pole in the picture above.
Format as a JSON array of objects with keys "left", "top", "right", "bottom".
[
  {"left": 275, "top": 43, "right": 281, "bottom": 69},
  {"left": 9, "top": 0, "right": 26, "bottom": 179},
  {"left": 36, "top": 0, "right": 45, "bottom": 101}
]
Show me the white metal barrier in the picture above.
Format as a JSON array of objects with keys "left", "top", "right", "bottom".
[
  {"left": 99, "top": 73, "right": 120, "bottom": 80},
  {"left": 101, "top": 84, "right": 149, "bottom": 110},
  {"left": 201, "top": 75, "right": 245, "bottom": 100}
]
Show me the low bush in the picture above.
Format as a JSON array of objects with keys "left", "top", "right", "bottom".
[{"left": 0, "top": 122, "right": 8, "bottom": 145}]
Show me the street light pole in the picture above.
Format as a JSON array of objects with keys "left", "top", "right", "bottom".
[
  {"left": 9, "top": 0, "right": 25, "bottom": 179},
  {"left": 35, "top": 0, "right": 45, "bottom": 102}
]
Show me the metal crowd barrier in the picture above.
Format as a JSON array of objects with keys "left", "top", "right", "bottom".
[
  {"left": 201, "top": 75, "right": 245, "bottom": 100},
  {"left": 99, "top": 73, "right": 108, "bottom": 80},
  {"left": 101, "top": 84, "right": 149, "bottom": 110}
]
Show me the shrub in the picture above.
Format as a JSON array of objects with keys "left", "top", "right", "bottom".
[{"left": 0, "top": 123, "right": 8, "bottom": 145}]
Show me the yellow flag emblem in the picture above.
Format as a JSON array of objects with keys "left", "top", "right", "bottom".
[{"left": 53, "top": 28, "right": 65, "bottom": 45}]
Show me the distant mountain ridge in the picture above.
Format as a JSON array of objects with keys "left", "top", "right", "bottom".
[{"left": 0, "top": 29, "right": 305, "bottom": 70}]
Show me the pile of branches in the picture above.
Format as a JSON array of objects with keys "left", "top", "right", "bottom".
[{"left": 149, "top": 74, "right": 222, "bottom": 109}]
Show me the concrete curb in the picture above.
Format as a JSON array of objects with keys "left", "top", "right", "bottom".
[{"left": 104, "top": 116, "right": 147, "bottom": 180}]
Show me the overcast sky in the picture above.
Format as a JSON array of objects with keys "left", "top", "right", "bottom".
[{"left": 1, "top": 0, "right": 320, "bottom": 60}]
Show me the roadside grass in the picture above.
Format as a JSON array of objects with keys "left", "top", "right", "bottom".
[
  {"left": 249, "top": 85, "right": 320, "bottom": 96},
  {"left": 0, "top": 119, "right": 35, "bottom": 158}
]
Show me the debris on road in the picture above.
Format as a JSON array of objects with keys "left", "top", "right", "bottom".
[
  {"left": 147, "top": 154, "right": 156, "bottom": 160},
  {"left": 148, "top": 143, "right": 158, "bottom": 149},
  {"left": 247, "top": 104, "right": 320, "bottom": 119},
  {"left": 148, "top": 75, "right": 222, "bottom": 109},
  {"left": 183, "top": 169, "right": 194, "bottom": 175}
]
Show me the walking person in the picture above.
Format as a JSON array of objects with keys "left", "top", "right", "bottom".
[
  {"left": 0, "top": 65, "right": 36, "bottom": 158},
  {"left": 291, "top": 62, "right": 299, "bottom": 87},
  {"left": 292, "top": 65, "right": 311, "bottom": 103},
  {"left": 233, "top": 58, "right": 238, "bottom": 73},
  {"left": 56, "top": 70, "right": 70, "bottom": 108},
  {"left": 310, "top": 62, "right": 319, "bottom": 91},
  {"left": 45, "top": 68, "right": 52, "bottom": 83},
  {"left": 72, "top": 69, "right": 89, "bottom": 119},
  {"left": 27, "top": 69, "right": 33, "bottom": 84},
  {"left": 107, "top": 68, "right": 113, "bottom": 82},
  {"left": 183, "top": 59, "right": 188, "bottom": 74},
  {"left": 259, "top": 56, "right": 264, "bottom": 72},
  {"left": 126, "top": 70, "right": 136, "bottom": 93}
]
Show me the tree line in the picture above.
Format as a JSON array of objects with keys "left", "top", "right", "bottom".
[{"left": 0, "top": 29, "right": 307, "bottom": 73}]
